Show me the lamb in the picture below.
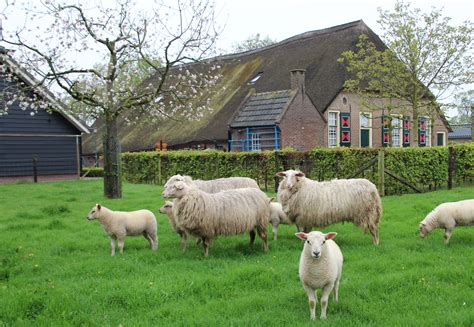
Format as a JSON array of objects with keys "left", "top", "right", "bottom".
[
  {"left": 419, "top": 199, "right": 474, "bottom": 244},
  {"left": 86, "top": 204, "right": 158, "bottom": 256},
  {"left": 164, "top": 174, "right": 259, "bottom": 193},
  {"left": 277, "top": 170, "right": 382, "bottom": 245},
  {"left": 269, "top": 202, "right": 291, "bottom": 240},
  {"left": 296, "top": 231, "right": 343, "bottom": 321},
  {"left": 162, "top": 181, "right": 270, "bottom": 257},
  {"left": 159, "top": 200, "right": 190, "bottom": 251}
]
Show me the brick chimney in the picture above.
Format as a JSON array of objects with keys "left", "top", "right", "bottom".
[{"left": 290, "top": 69, "right": 306, "bottom": 92}]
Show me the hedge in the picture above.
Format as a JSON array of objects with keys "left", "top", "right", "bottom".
[
  {"left": 81, "top": 167, "right": 104, "bottom": 178},
  {"left": 121, "top": 143, "right": 474, "bottom": 195}
]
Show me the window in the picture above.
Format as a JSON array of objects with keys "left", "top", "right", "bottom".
[
  {"left": 425, "top": 119, "right": 431, "bottom": 147},
  {"left": 436, "top": 132, "right": 446, "bottom": 146},
  {"left": 248, "top": 72, "right": 263, "bottom": 85},
  {"left": 360, "top": 112, "right": 371, "bottom": 147},
  {"left": 391, "top": 116, "right": 402, "bottom": 147},
  {"left": 250, "top": 133, "right": 261, "bottom": 151},
  {"left": 360, "top": 113, "right": 370, "bottom": 128},
  {"left": 328, "top": 111, "right": 339, "bottom": 147}
]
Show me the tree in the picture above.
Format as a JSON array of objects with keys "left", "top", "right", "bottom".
[
  {"left": 339, "top": 1, "right": 473, "bottom": 146},
  {"left": 450, "top": 90, "right": 473, "bottom": 124},
  {"left": 231, "top": 33, "right": 275, "bottom": 53},
  {"left": 2, "top": 0, "right": 220, "bottom": 198}
]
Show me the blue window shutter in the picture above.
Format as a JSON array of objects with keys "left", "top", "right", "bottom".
[
  {"left": 340, "top": 112, "right": 351, "bottom": 147},
  {"left": 403, "top": 116, "right": 410, "bottom": 147}
]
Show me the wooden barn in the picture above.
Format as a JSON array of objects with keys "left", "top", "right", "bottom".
[{"left": 0, "top": 46, "right": 90, "bottom": 182}]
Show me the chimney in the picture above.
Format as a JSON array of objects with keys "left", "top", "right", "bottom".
[{"left": 290, "top": 69, "right": 306, "bottom": 92}]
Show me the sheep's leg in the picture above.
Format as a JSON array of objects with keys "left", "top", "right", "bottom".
[
  {"left": 272, "top": 223, "right": 279, "bottom": 241},
  {"left": 303, "top": 227, "right": 311, "bottom": 233},
  {"left": 249, "top": 229, "right": 256, "bottom": 248},
  {"left": 110, "top": 237, "right": 116, "bottom": 256},
  {"left": 179, "top": 231, "right": 188, "bottom": 251},
  {"left": 202, "top": 237, "right": 210, "bottom": 257},
  {"left": 444, "top": 228, "right": 453, "bottom": 245},
  {"left": 117, "top": 238, "right": 125, "bottom": 254},
  {"left": 257, "top": 227, "right": 268, "bottom": 252},
  {"left": 303, "top": 284, "right": 317, "bottom": 321},
  {"left": 149, "top": 233, "right": 158, "bottom": 251},
  {"left": 143, "top": 232, "right": 154, "bottom": 249},
  {"left": 320, "top": 284, "right": 333, "bottom": 320},
  {"left": 333, "top": 278, "right": 340, "bottom": 303},
  {"left": 369, "top": 223, "right": 379, "bottom": 245}
]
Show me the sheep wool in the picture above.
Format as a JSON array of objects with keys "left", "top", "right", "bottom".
[
  {"left": 419, "top": 199, "right": 474, "bottom": 244},
  {"left": 296, "top": 231, "right": 343, "bottom": 321},
  {"left": 277, "top": 170, "right": 382, "bottom": 245},
  {"left": 164, "top": 174, "right": 259, "bottom": 193},
  {"left": 269, "top": 202, "right": 291, "bottom": 240},
  {"left": 162, "top": 181, "right": 270, "bottom": 256},
  {"left": 87, "top": 204, "right": 158, "bottom": 256}
]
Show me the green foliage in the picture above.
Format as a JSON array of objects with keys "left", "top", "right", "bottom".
[
  {"left": 0, "top": 180, "right": 472, "bottom": 325},
  {"left": 122, "top": 144, "right": 474, "bottom": 195},
  {"left": 232, "top": 33, "right": 276, "bottom": 53},
  {"left": 81, "top": 167, "right": 104, "bottom": 178}
]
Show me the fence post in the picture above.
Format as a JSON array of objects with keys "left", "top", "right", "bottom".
[
  {"left": 377, "top": 149, "right": 384, "bottom": 196},
  {"left": 448, "top": 146, "right": 455, "bottom": 190},
  {"left": 274, "top": 151, "right": 279, "bottom": 193},
  {"left": 157, "top": 154, "right": 162, "bottom": 185},
  {"left": 32, "top": 157, "right": 38, "bottom": 183}
]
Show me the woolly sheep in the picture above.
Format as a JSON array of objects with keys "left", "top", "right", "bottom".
[
  {"left": 277, "top": 170, "right": 382, "bottom": 245},
  {"left": 419, "top": 199, "right": 474, "bottom": 244},
  {"left": 296, "top": 231, "right": 343, "bottom": 321},
  {"left": 159, "top": 200, "right": 190, "bottom": 251},
  {"left": 269, "top": 202, "right": 291, "bottom": 240},
  {"left": 86, "top": 204, "right": 158, "bottom": 256},
  {"left": 162, "top": 181, "right": 270, "bottom": 257},
  {"left": 164, "top": 174, "right": 259, "bottom": 193}
]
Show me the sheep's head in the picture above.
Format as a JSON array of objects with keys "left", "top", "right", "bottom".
[
  {"left": 419, "top": 221, "right": 431, "bottom": 238},
  {"left": 276, "top": 170, "right": 305, "bottom": 192},
  {"left": 164, "top": 175, "right": 194, "bottom": 189},
  {"left": 295, "top": 231, "right": 337, "bottom": 259},
  {"left": 162, "top": 181, "right": 188, "bottom": 198},
  {"left": 159, "top": 201, "right": 173, "bottom": 214},
  {"left": 87, "top": 204, "right": 102, "bottom": 220}
]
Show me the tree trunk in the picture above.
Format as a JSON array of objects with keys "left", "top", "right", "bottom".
[
  {"left": 411, "top": 110, "right": 419, "bottom": 147},
  {"left": 103, "top": 115, "right": 122, "bottom": 198},
  {"left": 471, "top": 104, "right": 473, "bottom": 142}
]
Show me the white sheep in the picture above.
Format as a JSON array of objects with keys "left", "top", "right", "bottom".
[
  {"left": 269, "top": 202, "right": 291, "bottom": 240},
  {"left": 296, "top": 231, "right": 343, "bottom": 321},
  {"left": 164, "top": 174, "right": 259, "bottom": 193},
  {"left": 419, "top": 199, "right": 474, "bottom": 244},
  {"left": 162, "top": 181, "right": 270, "bottom": 257},
  {"left": 86, "top": 204, "right": 158, "bottom": 256},
  {"left": 277, "top": 170, "right": 382, "bottom": 245},
  {"left": 159, "top": 200, "right": 190, "bottom": 251}
]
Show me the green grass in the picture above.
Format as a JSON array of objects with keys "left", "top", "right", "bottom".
[{"left": 0, "top": 180, "right": 473, "bottom": 326}]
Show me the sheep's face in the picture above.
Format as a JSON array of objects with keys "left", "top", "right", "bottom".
[
  {"left": 159, "top": 201, "right": 173, "bottom": 214},
  {"left": 295, "top": 231, "right": 337, "bottom": 259},
  {"left": 276, "top": 170, "right": 305, "bottom": 192},
  {"left": 164, "top": 174, "right": 185, "bottom": 188},
  {"left": 162, "top": 181, "right": 188, "bottom": 198},
  {"left": 87, "top": 204, "right": 102, "bottom": 220},
  {"left": 419, "top": 222, "right": 431, "bottom": 238}
]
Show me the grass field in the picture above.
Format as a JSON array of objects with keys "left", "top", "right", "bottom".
[{"left": 0, "top": 180, "right": 473, "bottom": 326}]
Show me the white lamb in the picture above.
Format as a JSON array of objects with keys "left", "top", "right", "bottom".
[
  {"left": 419, "top": 199, "right": 474, "bottom": 244},
  {"left": 162, "top": 181, "right": 270, "bottom": 257},
  {"left": 164, "top": 174, "right": 259, "bottom": 193},
  {"left": 296, "top": 231, "right": 343, "bottom": 321},
  {"left": 86, "top": 204, "right": 158, "bottom": 256},
  {"left": 159, "top": 200, "right": 190, "bottom": 251},
  {"left": 269, "top": 202, "right": 291, "bottom": 240},
  {"left": 277, "top": 170, "right": 382, "bottom": 245}
]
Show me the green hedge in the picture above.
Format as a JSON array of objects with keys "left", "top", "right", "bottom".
[
  {"left": 81, "top": 167, "right": 104, "bottom": 178},
  {"left": 121, "top": 143, "right": 474, "bottom": 195}
]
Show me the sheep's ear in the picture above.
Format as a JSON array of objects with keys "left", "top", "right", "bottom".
[
  {"left": 295, "top": 232, "right": 308, "bottom": 240},
  {"left": 325, "top": 232, "right": 337, "bottom": 240},
  {"left": 295, "top": 172, "right": 305, "bottom": 177},
  {"left": 97, "top": 204, "right": 101, "bottom": 210},
  {"left": 276, "top": 171, "right": 286, "bottom": 177}
]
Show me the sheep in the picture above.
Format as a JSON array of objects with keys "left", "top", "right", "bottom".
[
  {"left": 419, "top": 199, "right": 474, "bottom": 244},
  {"left": 164, "top": 174, "right": 259, "bottom": 193},
  {"left": 277, "top": 170, "right": 382, "bottom": 245},
  {"left": 86, "top": 204, "right": 158, "bottom": 256},
  {"left": 159, "top": 200, "right": 190, "bottom": 251},
  {"left": 269, "top": 201, "right": 291, "bottom": 240},
  {"left": 296, "top": 231, "right": 343, "bottom": 321},
  {"left": 162, "top": 181, "right": 270, "bottom": 257}
]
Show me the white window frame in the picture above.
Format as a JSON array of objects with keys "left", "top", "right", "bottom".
[
  {"left": 391, "top": 115, "right": 403, "bottom": 147},
  {"left": 425, "top": 119, "right": 432, "bottom": 147},
  {"left": 436, "top": 132, "right": 446, "bottom": 146},
  {"left": 359, "top": 112, "right": 372, "bottom": 148},
  {"left": 250, "top": 133, "right": 261, "bottom": 152},
  {"left": 328, "top": 111, "right": 339, "bottom": 147}
]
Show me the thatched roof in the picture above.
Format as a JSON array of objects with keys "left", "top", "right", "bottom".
[{"left": 83, "top": 20, "right": 384, "bottom": 154}]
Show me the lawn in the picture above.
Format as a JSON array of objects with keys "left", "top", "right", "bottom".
[{"left": 0, "top": 180, "right": 472, "bottom": 326}]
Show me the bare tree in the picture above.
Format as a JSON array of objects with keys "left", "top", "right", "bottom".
[{"left": 2, "top": 0, "right": 221, "bottom": 198}]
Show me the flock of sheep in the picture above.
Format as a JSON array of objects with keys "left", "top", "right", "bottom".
[{"left": 85, "top": 171, "right": 473, "bottom": 321}]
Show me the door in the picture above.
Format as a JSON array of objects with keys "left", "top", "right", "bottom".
[
  {"left": 437, "top": 132, "right": 445, "bottom": 146},
  {"left": 361, "top": 129, "right": 370, "bottom": 147}
]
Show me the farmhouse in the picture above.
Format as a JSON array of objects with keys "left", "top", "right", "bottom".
[
  {"left": 0, "top": 46, "right": 90, "bottom": 181},
  {"left": 448, "top": 124, "right": 472, "bottom": 143},
  {"left": 82, "top": 20, "right": 449, "bottom": 157}
]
